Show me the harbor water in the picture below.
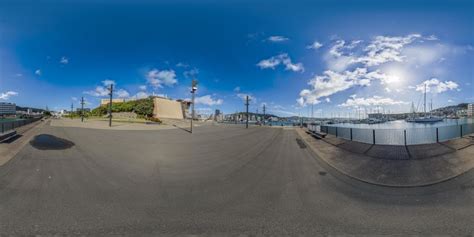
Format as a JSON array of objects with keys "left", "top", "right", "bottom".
[{"left": 318, "top": 118, "right": 474, "bottom": 145}]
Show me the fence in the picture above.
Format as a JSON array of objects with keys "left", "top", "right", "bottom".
[
  {"left": 313, "top": 123, "right": 474, "bottom": 145},
  {"left": 0, "top": 117, "right": 43, "bottom": 134}
]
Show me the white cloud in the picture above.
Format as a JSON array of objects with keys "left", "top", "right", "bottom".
[
  {"left": 233, "top": 86, "right": 241, "bottom": 92},
  {"left": 35, "top": 69, "right": 41, "bottom": 76},
  {"left": 237, "top": 93, "right": 256, "bottom": 103},
  {"left": 324, "top": 34, "right": 425, "bottom": 71},
  {"left": 146, "top": 69, "right": 177, "bottom": 88},
  {"left": 355, "top": 34, "right": 422, "bottom": 66},
  {"left": 339, "top": 95, "right": 408, "bottom": 107},
  {"left": 134, "top": 91, "right": 149, "bottom": 99},
  {"left": 307, "top": 41, "right": 323, "bottom": 50},
  {"left": 257, "top": 53, "right": 304, "bottom": 72},
  {"left": 116, "top": 89, "right": 130, "bottom": 98},
  {"left": 415, "top": 78, "right": 459, "bottom": 94},
  {"left": 102, "top": 79, "right": 115, "bottom": 86},
  {"left": 325, "top": 98, "right": 331, "bottom": 103},
  {"left": 176, "top": 62, "right": 189, "bottom": 68},
  {"left": 84, "top": 86, "right": 109, "bottom": 97},
  {"left": 183, "top": 68, "right": 199, "bottom": 79},
  {"left": 267, "top": 35, "right": 289, "bottom": 42},
  {"left": 139, "top": 85, "right": 147, "bottom": 91},
  {"left": 60, "top": 56, "right": 69, "bottom": 64},
  {"left": 71, "top": 97, "right": 78, "bottom": 101},
  {"left": 297, "top": 67, "right": 394, "bottom": 106},
  {"left": 0, "top": 91, "right": 18, "bottom": 100},
  {"left": 195, "top": 95, "right": 223, "bottom": 106},
  {"left": 257, "top": 56, "right": 281, "bottom": 69}
]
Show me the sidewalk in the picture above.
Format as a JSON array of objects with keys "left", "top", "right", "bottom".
[
  {"left": 296, "top": 128, "right": 474, "bottom": 187},
  {"left": 50, "top": 118, "right": 208, "bottom": 131},
  {"left": 0, "top": 119, "right": 47, "bottom": 166}
]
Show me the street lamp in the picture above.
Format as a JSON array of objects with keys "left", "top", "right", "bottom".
[
  {"left": 108, "top": 84, "right": 113, "bottom": 127},
  {"left": 190, "top": 79, "right": 198, "bottom": 133}
]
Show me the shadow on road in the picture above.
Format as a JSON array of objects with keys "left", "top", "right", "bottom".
[{"left": 173, "top": 124, "right": 191, "bottom": 133}]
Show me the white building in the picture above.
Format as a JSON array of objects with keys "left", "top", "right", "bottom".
[
  {"left": 468, "top": 103, "right": 474, "bottom": 117},
  {"left": 0, "top": 102, "right": 16, "bottom": 115}
]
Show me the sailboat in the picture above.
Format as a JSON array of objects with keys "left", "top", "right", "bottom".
[{"left": 406, "top": 83, "right": 443, "bottom": 123}]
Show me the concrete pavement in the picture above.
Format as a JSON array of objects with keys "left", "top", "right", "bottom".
[
  {"left": 0, "top": 123, "right": 473, "bottom": 235},
  {"left": 297, "top": 128, "right": 474, "bottom": 187}
]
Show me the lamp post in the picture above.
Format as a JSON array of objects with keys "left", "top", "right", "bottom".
[
  {"left": 70, "top": 103, "right": 74, "bottom": 120},
  {"left": 80, "top": 97, "right": 85, "bottom": 122},
  {"left": 245, "top": 95, "right": 250, "bottom": 129},
  {"left": 190, "top": 79, "right": 198, "bottom": 133},
  {"left": 108, "top": 84, "right": 113, "bottom": 127}
]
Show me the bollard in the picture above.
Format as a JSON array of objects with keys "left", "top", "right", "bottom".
[
  {"left": 436, "top": 127, "right": 439, "bottom": 143},
  {"left": 460, "top": 125, "right": 463, "bottom": 137},
  {"left": 404, "top": 129, "right": 407, "bottom": 146},
  {"left": 372, "top": 129, "right": 376, "bottom": 145},
  {"left": 350, "top": 128, "right": 353, "bottom": 141},
  {"left": 335, "top": 127, "right": 338, "bottom": 137}
]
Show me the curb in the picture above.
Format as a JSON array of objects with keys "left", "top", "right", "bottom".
[{"left": 295, "top": 128, "right": 474, "bottom": 188}]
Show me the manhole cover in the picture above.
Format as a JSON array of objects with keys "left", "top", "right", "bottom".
[
  {"left": 319, "top": 171, "right": 327, "bottom": 176},
  {"left": 30, "top": 134, "right": 75, "bottom": 150}
]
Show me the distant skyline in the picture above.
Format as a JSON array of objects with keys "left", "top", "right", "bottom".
[{"left": 1, "top": 0, "right": 473, "bottom": 117}]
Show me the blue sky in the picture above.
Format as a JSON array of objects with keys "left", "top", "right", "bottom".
[{"left": 0, "top": 0, "right": 473, "bottom": 117}]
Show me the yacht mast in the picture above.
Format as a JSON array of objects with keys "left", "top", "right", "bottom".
[{"left": 423, "top": 83, "right": 427, "bottom": 116}]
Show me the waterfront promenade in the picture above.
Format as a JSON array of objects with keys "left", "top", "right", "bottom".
[
  {"left": 298, "top": 129, "right": 474, "bottom": 186},
  {"left": 0, "top": 119, "right": 473, "bottom": 235}
]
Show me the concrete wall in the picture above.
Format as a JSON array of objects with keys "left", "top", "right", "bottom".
[{"left": 153, "top": 97, "right": 184, "bottom": 119}]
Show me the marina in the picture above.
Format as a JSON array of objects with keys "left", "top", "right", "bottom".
[{"left": 318, "top": 118, "right": 474, "bottom": 145}]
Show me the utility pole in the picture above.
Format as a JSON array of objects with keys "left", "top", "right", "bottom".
[
  {"left": 70, "top": 103, "right": 74, "bottom": 120},
  {"left": 263, "top": 104, "right": 266, "bottom": 126},
  {"left": 245, "top": 95, "right": 250, "bottom": 129},
  {"left": 108, "top": 84, "right": 113, "bottom": 127},
  {"left": 190, "top": 79, "right": 198, "bottom": 133},
  {"left": 80, "top": 97, "right": 85, "bottom": 122}
]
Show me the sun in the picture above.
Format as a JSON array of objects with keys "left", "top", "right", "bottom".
[{"left": 381, "top": 65, "right": 411, "bottom": 88}]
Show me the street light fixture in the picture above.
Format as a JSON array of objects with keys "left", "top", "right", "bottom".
[{"left": 190, "top": 79, "right": 198, "bottom": 133}]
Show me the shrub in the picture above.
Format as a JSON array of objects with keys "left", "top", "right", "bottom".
[{"left": 91, "top": 97, "right": 155, "bottom": 118}]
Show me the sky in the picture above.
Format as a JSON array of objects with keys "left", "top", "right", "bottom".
[{"left": 0, "top": 0, "right": 473, "bottom": 117}]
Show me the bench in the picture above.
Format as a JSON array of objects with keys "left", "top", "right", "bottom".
[
  {"left": 307, "top": 130, "right": 327, "bottom": 139},
  {"left": 0, "top": 130, "right": 17, "bottom": 143}
]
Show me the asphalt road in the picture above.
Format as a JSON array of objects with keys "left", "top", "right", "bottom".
[{"left": 0, "top": 123, "right": 473, "bottom": 235}]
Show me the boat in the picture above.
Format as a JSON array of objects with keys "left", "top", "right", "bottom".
[{"left": 406, "top": 83, "right": 443, "bottom": 123}]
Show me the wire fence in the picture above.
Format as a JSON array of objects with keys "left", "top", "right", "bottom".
[
  {"left": 308, "top": 123, "right": 474, "bottom": 145},
  {"left": 0, "top": 117, "right": 43, "bottom": 134}
]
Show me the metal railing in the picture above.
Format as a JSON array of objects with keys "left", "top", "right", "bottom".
[
  {"left": 310, "top": 123, "right": 474, "bottom": 145},
  {"left": 0, "top": 117, "right": 43, "bottom": 134}
]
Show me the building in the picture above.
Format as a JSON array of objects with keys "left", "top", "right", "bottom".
[
  {"left": 153, "top": 97, "right": 190, "bottom": 119},
  {"left": 468, "top": 103, "right": 474, "bottom": 117},
  {"left": 0, "top": 102, "right": 16, "bottom": 116},
  {"left": 214, "top": 109, "right": 224, "bottom": 121},
  {"left": 100, "top": 98, "right": 125, "bottom": 106},
  {"left": 457, "top": 109, "right": 467, "bottom": 117}
]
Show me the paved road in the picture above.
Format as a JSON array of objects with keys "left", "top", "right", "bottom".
[{"left": 0, "top": 123, "right": 473, "bottom": 235}]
